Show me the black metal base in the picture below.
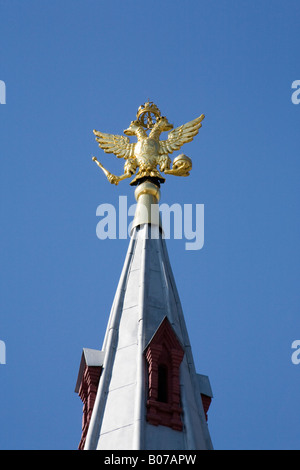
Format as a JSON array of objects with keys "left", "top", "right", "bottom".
[{"left": 130, "top": 176, "right": 165, "bottom": 188}]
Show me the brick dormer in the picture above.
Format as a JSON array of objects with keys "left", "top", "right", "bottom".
[
  {"left": 145, "top": 317, "right": 184, "bottom": 431},
  {"left": 75, "top": 349, "right": 104, "bottom": 450}
]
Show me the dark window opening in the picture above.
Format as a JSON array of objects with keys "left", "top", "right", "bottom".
[{"left": 157, "top": 364, "right": 168, "bottom": 403}]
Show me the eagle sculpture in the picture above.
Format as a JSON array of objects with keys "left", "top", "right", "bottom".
[{"left": 92, "top": 102, "right": 204, "bottom": 186}]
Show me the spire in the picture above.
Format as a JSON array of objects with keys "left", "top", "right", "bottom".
[
  {"left": 76, "top": 103, "right": 213, "bottom": 450},
  {"left": 76, "top": 180, "right": 213, "bottom": 450}
]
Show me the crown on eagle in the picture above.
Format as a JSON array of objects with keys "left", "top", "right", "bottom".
[{"left": 136, "top": 101, "right": 162, "bottom": 129}]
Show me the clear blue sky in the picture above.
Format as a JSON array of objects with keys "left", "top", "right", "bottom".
[{"left": 1, "top": 0, "right": 299, "bottom": 450}]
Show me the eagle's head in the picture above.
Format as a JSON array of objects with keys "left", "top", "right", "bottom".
[
  {"left": 155, "top": 116, "right": 173, "bottom": 132},
  {"left": 123, "top": 120, "right": 142, "bottom": 136}
]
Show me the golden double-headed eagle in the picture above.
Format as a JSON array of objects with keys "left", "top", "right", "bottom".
[{"left": 92, "top": 102, "right": 204, "bottom": 186}]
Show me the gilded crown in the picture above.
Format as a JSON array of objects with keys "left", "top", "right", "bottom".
[{"left": 136, "top": 101, "right": 162, "bottom": 129}]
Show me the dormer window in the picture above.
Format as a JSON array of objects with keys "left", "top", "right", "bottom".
[
  {"left": 157, "top": 364, "right": 169, "bottom": 403},
  {"left": 144, "top": 317, "right": 184, "bottom": 431}
]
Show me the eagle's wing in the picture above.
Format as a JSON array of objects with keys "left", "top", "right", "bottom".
[
  {"left": 158, "top": 114, "right": 205, "bottom": 155},
  {"left": 93, "top": 130, "right": 135, "bottom": 159}
]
